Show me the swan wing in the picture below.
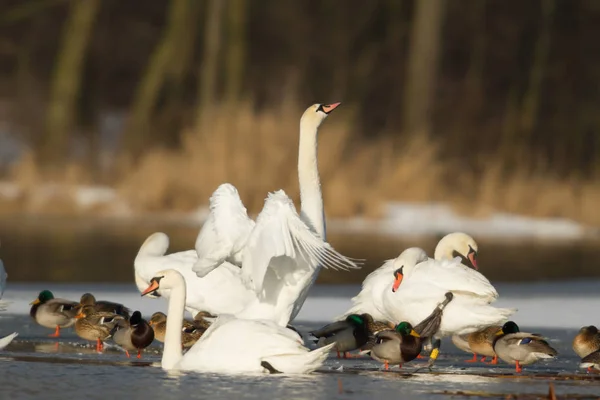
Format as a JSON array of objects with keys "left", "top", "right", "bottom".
[
  {"left": 240, "top": 190, "right": 361, "bottom": 293},
  {"left": 412, "top": 257, "right": 498, "bottom": 300},
  {"left": 193, "top": 184, "right": 255, "bottom": 277}
]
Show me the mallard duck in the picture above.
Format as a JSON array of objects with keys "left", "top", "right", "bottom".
[
  {"left": 360, "top": 314, "right": 396, "bottom": 353},
  {"left": 580, "top": 349, "right": 600, "bottom": 372},
  {"left": 193, "top": 311, "right": 216, "bottom": 329},
  {"left": 573, "top": 325, "right": 600, "bottom": 358},
  {"left": 452, "top": 325, "right": 501, "bottom": 364},
  {"left": 30, "top": 290, "right": 80, "bottom": 337},
  {"left": 74, "top": 305, "right": 125, "bottom": 352},
  {"left": 79, "top": 293, "right": 131, "bottom": 318},
  {"left": 493, "top": 321, "right": 557, "bottom": 373},
  {"left": 310, "top": 314, "right": 371, "bottom": 358},
  {"left": 111, "top": 311, "right": 154, "bottom": 358},
  {"left": 149, "top": 312, "right": 206, "bottom": 348},
  {"left": 370, "top": 322, "right": 422, "bottom": 370}
]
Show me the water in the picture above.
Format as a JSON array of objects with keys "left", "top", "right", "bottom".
[
  {"left": 1, "top": 282, "right": 600, "bottom": 399},
  {"left": 1, "top": 218, "right": 600, "bottom": 398}
]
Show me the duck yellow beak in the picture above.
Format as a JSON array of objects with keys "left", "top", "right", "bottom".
[
  {"left": 495, "top": 329, "right": 504, "bottom": 336},
  {"left": 29, "top": 298, "right": 41, "bottom": 306},
  {"left": 410, "top": 329, "right": 420, "bottom": 338}
]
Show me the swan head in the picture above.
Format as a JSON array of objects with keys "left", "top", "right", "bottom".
[
  {"left": 300, "top": 102, "right": 341, "bottom": 130},
  {"left": 141, "top": 269, "right": 184, "bottom": 297},
  {"left": 390, "top": 247, "right": 428, "bottom": 292},
  {"left": 434, "top": 232, "right": 479, "bottom": 270}
]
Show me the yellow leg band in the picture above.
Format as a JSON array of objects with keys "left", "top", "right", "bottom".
[{"left": 430, "top": 348, "right": 440, "bottom": 361}]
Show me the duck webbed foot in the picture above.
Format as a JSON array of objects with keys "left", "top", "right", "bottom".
[{"left": 49, "top": 326, "right": 61, "bottom": 338}]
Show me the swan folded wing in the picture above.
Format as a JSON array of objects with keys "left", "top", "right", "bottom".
[
  {"left": 413, "top": 258, "right": 498, "bottom": 301},
  {"left": 240, "top": 190, "right": 361, "bottom": 293},
  {"left": 193, "top": 183, "right": 255, "bottom": 277}
]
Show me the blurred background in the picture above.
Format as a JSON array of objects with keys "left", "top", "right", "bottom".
[{"left": 0, "top": 0, "right": 599, "bottom": 283}]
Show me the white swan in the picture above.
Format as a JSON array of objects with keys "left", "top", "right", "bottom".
[
  {"left": 141, "top": 269, "right": 334, "bottom": 374},
  {"left": 343, "top": 232, "right": 479, "bottom": 321},
  {"left": 380, "top": 247, "right": 515, "bottom": 336},
  {"left": 134, "top": 103, "right": 359, "bottom": 324}
]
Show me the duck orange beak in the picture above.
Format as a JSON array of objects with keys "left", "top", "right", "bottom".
[
  {"left": 75, "top": 311, "right": 85, "bottom": 319},
  {"left": 392, "top": 273, "right": 403, "bottom": 293},
  {"left": 141, "top": 280, "right": 160, "bottom": 297},
  {"left": 322, "top": 102, "right": 341, "bottom": 114},
  {"left": 468, "top": 251, "right": 478, "bottom": 270}
]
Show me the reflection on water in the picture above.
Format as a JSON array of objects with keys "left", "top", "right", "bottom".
[{"left": 0, "top": 214, "right": 599, "bottom": 283}]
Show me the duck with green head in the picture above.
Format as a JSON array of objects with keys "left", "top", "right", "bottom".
[
  {"left": 493, "top": 321, "right": 557, "bottom": 373},
  {"left": 370, "top": 322, "right": 422, "bottom": 370},
  {"left": 310, "top": 314, "right": 370, "bottom": 358},
  {"left": 30, "top": 290, "right": 80, "bottom": 337},
  {"left": 111, "top": 311, "right": 155, "bottom": 358}
]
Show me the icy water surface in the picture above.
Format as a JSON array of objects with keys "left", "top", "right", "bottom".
[{"left": 1, "top": 283, "right": 600, "bottom": 400}]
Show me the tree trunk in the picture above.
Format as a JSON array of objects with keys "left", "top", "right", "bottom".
[
  {"left": 224, "top": 0, "right": 247, "bottom": 108},
  {"left": 39, "top": 0, "right": 100, "bottom": 167},
  {"left": 402, "top": 0, "right": 446, "bottom": 136},
  {"left": 519, "top": 0, "right": 556, "bottom": 145},
  {"left": 195, "top": 0, "right": 225, "bottom": 128},
  {"left": 124, "top": 0, "right": 195, "bottom": 159}
]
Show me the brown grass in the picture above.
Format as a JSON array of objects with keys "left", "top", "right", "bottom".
[{"left": 3, "top": 102, "right": 600, "bottom": 226}]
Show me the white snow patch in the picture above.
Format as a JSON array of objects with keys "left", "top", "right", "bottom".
[{"left": 328, "top": 202, "right": 589, "bottom": 240}]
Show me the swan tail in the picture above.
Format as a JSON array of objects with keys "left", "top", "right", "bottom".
[
  {"left": 262, "top": 342, "right": 335, "bottom": 374},
  {"left": 0, "top": 332, "right": 17, "bottom": 350}
]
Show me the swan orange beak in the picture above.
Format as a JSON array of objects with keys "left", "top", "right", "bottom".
[
  {"left": 322, "top": 102, "right": 341, "bottom": 114},
  {"left": 468, "top": 251, "right": 478, "bottom": 270},
  {"left": 392, "top": 273, "right": 403, "bottom": 293},
  {"left": 141, "top": 280, "right": 160, "bottom": 297}
]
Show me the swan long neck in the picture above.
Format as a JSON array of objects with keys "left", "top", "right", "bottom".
[
  {"left": 433, "top": 240, "right": 454, "bottom": 261},
  {"left": 298, "top": 119, "right": 325, "bottom": 240},
  {"left": 162, "top": 276, "right": 185, "bottom": 370}
]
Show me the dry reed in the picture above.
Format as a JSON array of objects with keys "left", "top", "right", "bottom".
[{"left": 2, "top": 102, "right": 599, "bottom": 226}]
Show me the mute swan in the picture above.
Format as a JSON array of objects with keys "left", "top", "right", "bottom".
[
  {"left": 135, "top": 103, "right": 360, "bottom": 325},
  {"left": 141, "top": 269, "right": 335, "bottom": 374},
  {"left": 381, "top": 247, "right": 515, "bottom": 336},
  {"left": 343, "top": 232, "right": 479, "bottom": 321}
]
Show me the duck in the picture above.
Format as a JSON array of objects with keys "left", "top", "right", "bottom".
[
  {"left": 580, "top": 349, "right": 600, "bottom": 372},
  {"left": 30, "top": 290, "right": 80, "bottom": 337},
  {"left": 310, "top": 314, "right": 378, "bottom": 358},
  {"left": 452, "top": 325, "right": 501, "bottom": 364},
  {"left": 343, "top": 232, "right": 480, "bottom": 321},
  {"left": 193, "top": 311, "right": 215, "bottom": 329},
  {"left": 74, "top": 305, "right": 125, "bottom": 352},
  {"left": 370, "top": 322, "right": 422, "bottom": 370},
  {"left": 572, "top": 325, "right": 600, "bottom": 358},
  {"left": 79, "top": 293, "right": 131, "bottom": 318},
  {"left": 134, "top": 103, "right": 359, "bottom": 327},
  {"left": 149, "top": 312, "right": 208, "bottom": 348},
  {"left": 381, "top": 247, "right": 514, "bottom": 336},
  {"left": 493, "top": 321, "right": 557, "bottom": 373},
  {"left": 111, "top": 311, "right": 154, "bottom": 358},
  {"left": 141, "top": 269, "right": 335, "bottom": 373}
]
